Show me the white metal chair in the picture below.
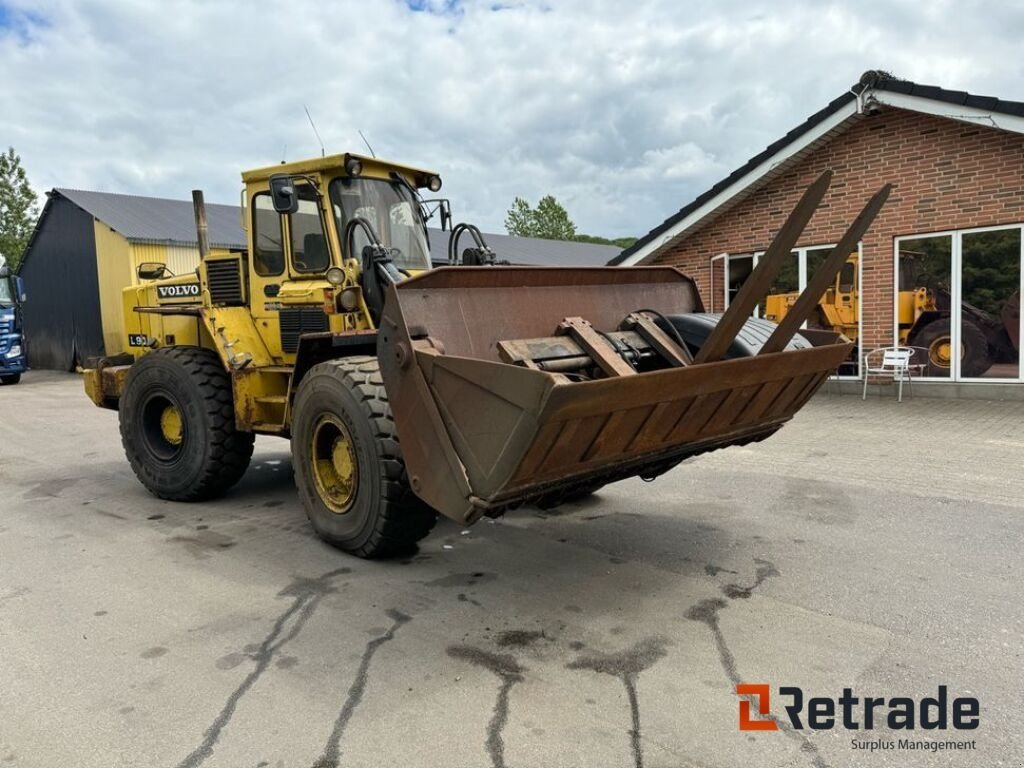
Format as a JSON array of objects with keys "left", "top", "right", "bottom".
[{"left": 862, "top": 346, "right": 916, "bottom": 402}]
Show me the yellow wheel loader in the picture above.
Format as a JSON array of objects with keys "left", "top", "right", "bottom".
[
  {"left": 84, "top": 157, "right": 888, "bottom": 558},
  {"left": 764, "top": 253, "right": 1021, "bottom": 377}
]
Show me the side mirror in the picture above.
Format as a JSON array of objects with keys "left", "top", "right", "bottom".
[
  {"left": 269, "top": 174, "right": 299, "bottom": 214},
  {"left": 13, "top": 276, "right": 25, "bottom": 303},
  {"left": 137, "top": 262, "right": 170, "bottom": 280}
]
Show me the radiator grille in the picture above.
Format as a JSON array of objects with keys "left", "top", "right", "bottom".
[
  {"left": 279, "top": 308, "right": 329, "bottom": 353},
  {"left": 206, "top": 259, "right": 244, "bottom": 305}
]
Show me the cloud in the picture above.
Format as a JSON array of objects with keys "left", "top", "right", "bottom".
[{"left": 2, "top": 0, "right": 1023, "bottom": 238}]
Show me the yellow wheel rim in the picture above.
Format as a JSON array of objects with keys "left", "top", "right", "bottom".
[
  {"left": 160, "top": 404, "right": 184, "bottom": 446},
  {"left": 311, "top": 414, "right": 358, "bottom": 514},
  {"left": 929, "top": 337, "right": 953, "bottom": 368}
]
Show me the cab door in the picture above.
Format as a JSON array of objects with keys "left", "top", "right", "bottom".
[
  {"left": 248, "top": 180, "right": 335, "bottom": 363},
  {"left": 276, "top": 182, "right": 333, "bottom": 360},
  {"left": 248, "top": 189, "right": 289, "bottom": 361}
]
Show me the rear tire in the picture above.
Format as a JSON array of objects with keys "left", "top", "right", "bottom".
[
  {"left": 911, "top": 319, "right": 991, "bottom": 377},
  {"left": 119, "top": 347, "right": 254, "bottom": 501},
  {"left": 958, "top": 321, "right": 992, "bottom": 378},
  {"left": 0, "top": 373, "right": 20, "bottom": 385},
  {"left": 291, "top": 356, "right": 437, "bottom": 558}
]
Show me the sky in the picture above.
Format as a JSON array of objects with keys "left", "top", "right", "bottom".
[{"left": 2, "top": 0, "right": 1024, "bottom": 239}]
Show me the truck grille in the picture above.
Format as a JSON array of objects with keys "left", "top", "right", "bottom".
[
  {"left": 206, "top": 258, "right": 244, "bottom": 305},
  {"left": 279, "top": 308, "right": 328, "bottom": 353},
  {"left": 0, "top": 319, "right": 10, "bottom": 335}
]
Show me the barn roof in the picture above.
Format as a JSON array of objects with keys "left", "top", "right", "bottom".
[
  {"left": 54, "top": 188, "right": 247, "bottom": 249},
  {"left": 41, "top": 188, "right": 619, "bottom": 266},
  {"left": 427, "top": 228, "right": 619, "bottom": 266}
]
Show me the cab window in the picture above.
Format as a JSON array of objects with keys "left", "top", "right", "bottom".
[
  {"left": 252, "top": 193, "right": 284, "bottom": 276},
  {"left": 329, "top": 177, "right": 431, "bottom": 271},
  {"left": 839, "top": 261, "right": 856, "bottom": 292},
  {"left": 290, "top": 184, "right": 330, "bottom": 273}
]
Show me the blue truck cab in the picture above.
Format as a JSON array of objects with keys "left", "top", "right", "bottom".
[{"left": 0, "top": 265, "right": 26, "bottom": 385}]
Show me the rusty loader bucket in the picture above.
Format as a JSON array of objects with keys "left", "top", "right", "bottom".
[{"left": 378, "top": 174, "right": 890, "bottom": 524}]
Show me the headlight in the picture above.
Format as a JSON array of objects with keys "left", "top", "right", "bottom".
[
  {"left": 6, "top": 344, "right": 21, "bottom": 358},
  {"left": 427, "top": 175, "right": 442, "bottom": 192},
  {"left": 325, "top": 266, "right": 345, "bottom": 286},
  {"left": 339, "top": 288, "right": 359, "bottom": 311},
  {"left": 345, "top": 155, "right": 363, "bottom": 177}
]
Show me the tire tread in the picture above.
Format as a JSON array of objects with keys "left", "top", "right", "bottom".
[
  {"left": 297, "top": 356, "right": 436, "bottom": 557},
  {"left": 120, "top": 347, "right": 254, "bottom": 501}
]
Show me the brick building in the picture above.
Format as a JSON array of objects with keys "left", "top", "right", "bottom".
[{"left": 613, "top": 72, "right": 1023, "bottom": 386}]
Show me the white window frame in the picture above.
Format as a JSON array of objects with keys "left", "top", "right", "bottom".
[
  {"left": 709, "top": 252, "right": 728, "bottom": 313},
  {"left": 715, "top": 243, "right": 864, "bottom": 378},
  {"left": 792, "top": 243, "right": 863, "bottom": 379},
  {"left": 720, "top": 252, "right": 757, "bottom": 310},
  {"left": 893, "top": 223, "right": 1024, "bottom": 384}
]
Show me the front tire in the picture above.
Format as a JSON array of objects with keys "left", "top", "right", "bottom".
[
  {"left": 291, "top": 356, "right": 437, "bottom": 558},
  {"left": 911, "top": 319, "right": 991, "bottom": 377},
  {"left": 0, "top": 373, "right": 20, "bottom": 385},
  {"left": 119, "top": 347, "right": 254, "bottom": 501}
]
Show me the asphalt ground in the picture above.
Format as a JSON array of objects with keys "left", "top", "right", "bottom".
[{"left": 1, "top": 371, "right": 1021, "bottom": 767}]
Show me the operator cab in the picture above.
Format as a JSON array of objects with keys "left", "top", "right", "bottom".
[
  {"left": 0, "top": 273, "right": 14, "bottom": 306},
  {"left": 233, "top": 153, "right": 451, "bottom": 363},
  {"left": 0, "top": 266, "right": 24, "bottom": 308},
  {"left": 0, "top": 265, "right": 26, "bottom": 385},
  {"left": 256, "top": 153, "right": 442, "bottom": 275}
]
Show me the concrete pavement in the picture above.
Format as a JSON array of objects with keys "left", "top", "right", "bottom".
[{"left": 0, "top": 371, "right": 1021, "bottom": 767}]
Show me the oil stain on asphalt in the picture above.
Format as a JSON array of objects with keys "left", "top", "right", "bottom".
[
  {"left": 310, "top": 608, "right": 412, "bottom": 768},
  {"left": 173, "top": 566, "right": 350, "bottom": 768},
  {"left": 567, "top": 637, "right": 669, "bottom": 768},
  {"left": 421, "top": 572, "right": 496, "bottom": 588},
  {"left": 167, "top": 530, "right": 237, "bottom": 560},
  {"left": 446, "top": 645, "right": 526, "bottom": 768},
  {"left": 494, "top": 629, "right": 547, "bottom": 649},
  {"left": 686, "top": 558, "right": 828, "bottom": 768}
]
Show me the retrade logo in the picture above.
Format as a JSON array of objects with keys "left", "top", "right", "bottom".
[
  {"left": 737, "top": 684, "right": 778, "bottom": 731},
  {"left": 736, "top": 684, "right": 979, "bottom": 732}
]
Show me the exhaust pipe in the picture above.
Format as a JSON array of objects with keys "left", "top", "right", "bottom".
[{"left": 192, "top": 189, "right": 211, "bottom": 261}]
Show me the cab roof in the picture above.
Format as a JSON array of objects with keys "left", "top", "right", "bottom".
[{"left": 241, "top": 153, "right": 439, "bottom": 187}]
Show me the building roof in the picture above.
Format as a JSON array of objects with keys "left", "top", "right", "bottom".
[
  {"left": 54, "top": 188, "right": 246, "bottom": 249},
  {"left": 45, "top": 187, "right": 619, "bottom": 265},
  {"left": 612, "top": 71, "right": 1024, "bottom": 266},
  {"left": 428, "top": 228, "right": 620, "bottom": 267}
]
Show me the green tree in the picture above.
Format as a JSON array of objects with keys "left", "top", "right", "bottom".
[
  {"left": 574, "top": 233, "right": 638, "bottom": 250},
  {"left": 0, "top": 147, "right": 39, "bottom": 271},
  {"left": 504, "top": 196, "right": 535, "bottom": 237},
  {"left": 504, "top": 194, "right": 577, "bottom": 240}
]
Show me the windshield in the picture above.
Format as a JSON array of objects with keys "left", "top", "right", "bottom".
[
  {"left": 0, "top": 278, "right": 12, "bottom": 305},
  {"left": 329, "top": 177, "right": 431, "bottom": 271}
]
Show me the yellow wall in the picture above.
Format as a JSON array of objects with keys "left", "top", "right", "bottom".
[
  {"left": 163, "top": 245, "right": 205, "bottom": 277},
  {"left": 130, "top": 243, "right": 227, "bottom": 278},
  {"left": 128, "top": 242, "right": 170, "bottom": 277},
  {"left": 130, "top": 242, "right": 198, "bottom": 278},
  {"left": 93, "top": 225, "right": 236, "bottom": 356},
  {"left": 93, "top": 222, "right": 136, "bottom": 356}
]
